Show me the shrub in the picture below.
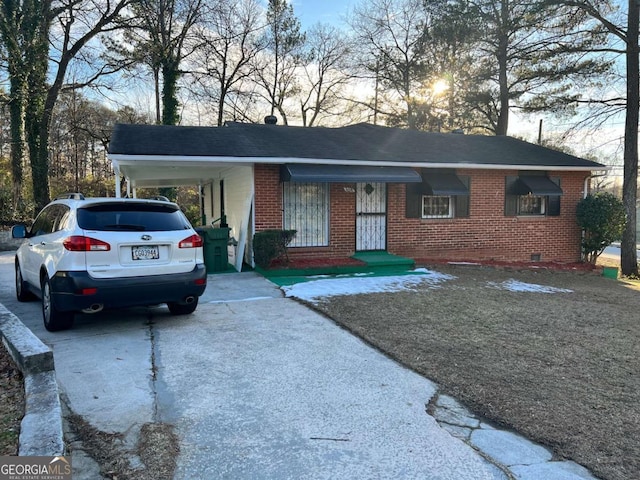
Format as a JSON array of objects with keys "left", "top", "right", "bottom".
[
  {"left": 576, "top": 192, "right": 626, "bottom": 264},
  {"left": 253, "top": 229, "right": 297, "bottom": 268}
]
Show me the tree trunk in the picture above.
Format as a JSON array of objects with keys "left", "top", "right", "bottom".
[
  {"left": 25, "top": 71, "right": 50, "bottom": 211},
  {"left": 161, "top": 61, "right": 180, "bottom": 125},
  {"left": 154, "top": 67, "right": 161, "bottom": 125},
  {"left": 8, "top": 77, "right": 25, "bottom": 216},
  {"left": 495, "top": 1, "right": 510, "bottom": 136},
  {"left": 621, "top": 0, "right": 639, "bottom": 276}
]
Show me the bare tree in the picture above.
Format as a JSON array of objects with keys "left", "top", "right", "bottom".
[
  {"left": 298, "top": 23, "right": 354, "bottom": 127},
  {"left": 254, "top": 0, "right": 305, "bottom": 125},
  {"left": 128, "top": 0, "right": 205, "bottom": 125},
  {"left": 189, "top": 0, "right": 264, "bottom": 126},
  {"left": 552, "top": 0, "right": 637, "bottom": 276},
  {"left": 0, "top": 0, "right": 137, "bottom": 210},
  {"left": 349, "top": 0, "right": 432, "bottom": 129}
]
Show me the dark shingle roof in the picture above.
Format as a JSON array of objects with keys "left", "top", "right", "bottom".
[{"left": 108, "top": 122, "right": 604, "bottom": 169}]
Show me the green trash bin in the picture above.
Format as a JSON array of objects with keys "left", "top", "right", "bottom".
[{"left": 197, "top": 227, "right": 230, "bottom": 273}]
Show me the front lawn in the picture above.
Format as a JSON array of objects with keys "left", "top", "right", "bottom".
[{"left": 312, "top": 265, "right": 640, "bottom": 480}]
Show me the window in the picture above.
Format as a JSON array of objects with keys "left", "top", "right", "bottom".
[
  {"left": 505, "top": 174, "right": 562, "bottom": 217},
  {"left": 30, "top": 205, "right": 70, "bottom": 237},
  {"left": 405, "top": 171, "right": 470, "bottom": 219},
  {"left": 422, "top": 196, "right": 453, "bottom": 218},
  {"left": 517, "top": 195, "right": 546, "bottom": 215},
  {"left": 283, "top": 182, "right": 329, "bottom": 247},
  {"left": 78, "top": 203, "right": 190, "bottom": 231}
]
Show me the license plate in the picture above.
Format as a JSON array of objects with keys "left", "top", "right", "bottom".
[{"left": 132, "top": 245, "right": 159, "bottom": 260}]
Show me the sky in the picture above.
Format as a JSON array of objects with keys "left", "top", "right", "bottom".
[{"left": 290, "top": 0, "right": 356, "bottom": 29}]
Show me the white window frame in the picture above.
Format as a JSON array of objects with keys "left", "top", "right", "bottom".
[
  {"left": 422, "top": 195, "right": 454, "bottom": 219},
  {"left": 283, "top": 182, "right": 329, "bottom": 247},
  {"left": 517, "top": 194, "right": 546, "bottom": 216}
]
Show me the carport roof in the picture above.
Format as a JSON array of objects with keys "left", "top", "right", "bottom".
[{"left": 108, "top": 122, "right": 606, "bottom": 188}]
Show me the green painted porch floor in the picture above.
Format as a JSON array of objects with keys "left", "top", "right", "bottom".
[{"left": 261, "top": 251, "right": 417, "bottom": 287}]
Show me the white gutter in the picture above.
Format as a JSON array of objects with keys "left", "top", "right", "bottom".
[{"left": 108, "top": 154, "right": 610, "bottom": 172}]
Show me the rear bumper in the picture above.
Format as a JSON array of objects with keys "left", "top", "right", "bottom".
[{"left": 50, "top": 264, "right": 207, "bottom": 312}]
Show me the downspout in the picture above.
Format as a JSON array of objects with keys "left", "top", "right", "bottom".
[{"left": 584, "top": 174, "right": 591, "bottom": 199}]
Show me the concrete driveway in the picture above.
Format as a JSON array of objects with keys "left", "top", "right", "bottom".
[{"left": 0, "top": 252, "right": 504, "bottom": 479}]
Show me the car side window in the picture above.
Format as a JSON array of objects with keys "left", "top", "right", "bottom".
[
  {"left": 30, "top": 205, "right": 69, "bottom": 237},
  {"left": 54, "top": 205, "right": 71, "bottom": 232},
  {"left": 30, "top": 206, "right": 55, "bottom": 237}
]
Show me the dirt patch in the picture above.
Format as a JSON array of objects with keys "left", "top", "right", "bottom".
[
  {"left": 313, "top": 265, "right": 640, "bottom": 480},
  {"left": 67, "top": 412, "right": 179, "bottom": 480},
  {"left": 0, "top": 341, "right": 23, "bottom": 455}
]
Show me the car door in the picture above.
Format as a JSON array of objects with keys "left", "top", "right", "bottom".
[{"left": 22, "top": 205, "right": 67, "bottom": 287}]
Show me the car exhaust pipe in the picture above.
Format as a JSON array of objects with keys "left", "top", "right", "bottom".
[
  {"left": 82, "top": 304, "right": 104, "bottom": 314},
  {"left": 184, "top": 296, "right": 196, "bottom": 304}
]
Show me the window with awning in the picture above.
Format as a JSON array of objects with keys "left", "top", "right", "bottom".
[
  {"left": 505, "top": 173, "right": 563, "bottom": 216},
  {"left": 406, "top": 169, "right": 471, "bottom": 219}
]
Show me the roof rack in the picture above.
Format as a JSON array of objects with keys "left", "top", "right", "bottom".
[
  {"left": 148, "top": 196, "right": 170, "bottom": 202},
  {"left": 54, "top": 193, "right": 85, "bottom": 200}
]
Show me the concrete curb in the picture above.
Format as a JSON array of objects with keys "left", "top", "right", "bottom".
[{"left": 0, "top": 303, "right": 65, "bottom": 456}]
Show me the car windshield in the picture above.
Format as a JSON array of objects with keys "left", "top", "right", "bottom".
[{"left": 77, "top": 203, "right": 191, "bottom": 232}]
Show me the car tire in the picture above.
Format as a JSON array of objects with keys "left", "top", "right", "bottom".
[
  {"left": 42, "top": 274, "right": 74, "bottom": 332},
  {"left": 15, "top": 261, "right": 35, "bottom": 302},
  {"left": 167, "top": 298, "right": 199, "bottom": 315}
]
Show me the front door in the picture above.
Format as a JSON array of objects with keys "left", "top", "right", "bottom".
[{"left": 356, "top": 182, "right": 386, "bottom": 251}]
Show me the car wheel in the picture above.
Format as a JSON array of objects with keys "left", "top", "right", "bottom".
[
  {"left": 167, "top": 298, "right": 199, "bottom": 315},
  {"left": 42, "top": 275, "right": 74, "bottom": 332},
  {"left": 15, "top": 262, "right": 35, "bottom": 302}
]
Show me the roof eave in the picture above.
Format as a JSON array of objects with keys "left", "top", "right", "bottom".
[{"left": 108, "top": 154, "right": 609, "bottom": 172}]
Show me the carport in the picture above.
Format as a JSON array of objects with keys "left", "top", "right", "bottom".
[{"left": 108, "top": 126, "right": 255, "bottom": 272}]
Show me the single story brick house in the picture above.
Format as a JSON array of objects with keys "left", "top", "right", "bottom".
[{"left": 108, "top": 122, "right": 606, "bottom": 271}]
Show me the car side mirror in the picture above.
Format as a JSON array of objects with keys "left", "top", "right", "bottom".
[{"left": 11, "top": 225, "right": 27, "bottom": 239}]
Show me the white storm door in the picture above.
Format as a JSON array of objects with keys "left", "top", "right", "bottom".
[{"left": 356, "top": 182, "right": 387, "bottom": 251}]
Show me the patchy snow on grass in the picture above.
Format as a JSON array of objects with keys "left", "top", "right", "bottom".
[
  {"left": 282, "top": 268, "right": 455, "bottom": 303},
  {"left": 487, "top": 279, "right": 573, "bottom": 294}
]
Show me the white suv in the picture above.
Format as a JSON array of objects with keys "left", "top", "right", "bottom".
[{"left": 12, "top": 194, "right": 207, "bottom": 331}]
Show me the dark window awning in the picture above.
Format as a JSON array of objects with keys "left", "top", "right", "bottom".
[
  {"left": 422, "top": 172, "right": 469, "bottom": 196},
  {"left": 509, "top": 175, "right": 563, "bottom": 196},
  {"left": 280, "top": 164, "right": 422, "bottom": 183}
]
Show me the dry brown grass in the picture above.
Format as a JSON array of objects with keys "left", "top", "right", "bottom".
[
  {"left": 66, "top": 412, "right": 180, "bottom": 480},
  {"left": 313, "top": 265, "right": 640, "bottom": 480},
  {"left": 0, "top": 341, "right": 23, "bottom": 456}
]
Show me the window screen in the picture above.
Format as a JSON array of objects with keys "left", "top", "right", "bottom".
[{"left": 283, "top": 182, "right": 329, "bottom": 247}]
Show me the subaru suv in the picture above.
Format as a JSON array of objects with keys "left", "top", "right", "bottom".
[{"left": 12, "top": 194, "right": 207, "bottom": 331}]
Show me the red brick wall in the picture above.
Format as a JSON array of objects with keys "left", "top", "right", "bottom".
[
  {"left": 254, "top": 164, "right": 589, "bottom": 263},
  {"left": 389, "top": 169, "right": 587, "bottom": 263},
  {"left": 254, "top": 165, "right": 282, "bottom": 230}
]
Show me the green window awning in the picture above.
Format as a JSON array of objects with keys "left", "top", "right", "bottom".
[
  {"left": 280, "top": 164, "right": 422, "bottom": 183},
  {"left": 422, "top": 172, "right": 469, "bottom": 196},
  {"left": 509, "top": 175, "right": 563, "bottom": 196}
]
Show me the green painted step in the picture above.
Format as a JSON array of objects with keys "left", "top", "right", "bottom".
[{"left": 351, "top": 251, "right": 415, "bottom": 268}]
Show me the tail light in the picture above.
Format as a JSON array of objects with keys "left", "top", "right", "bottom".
[
  {"left": 63, "top": 236, "right": 111, "bottom": 251},
  {"left": 179, "top": 234, "right": 203, "bottom": 248}
]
